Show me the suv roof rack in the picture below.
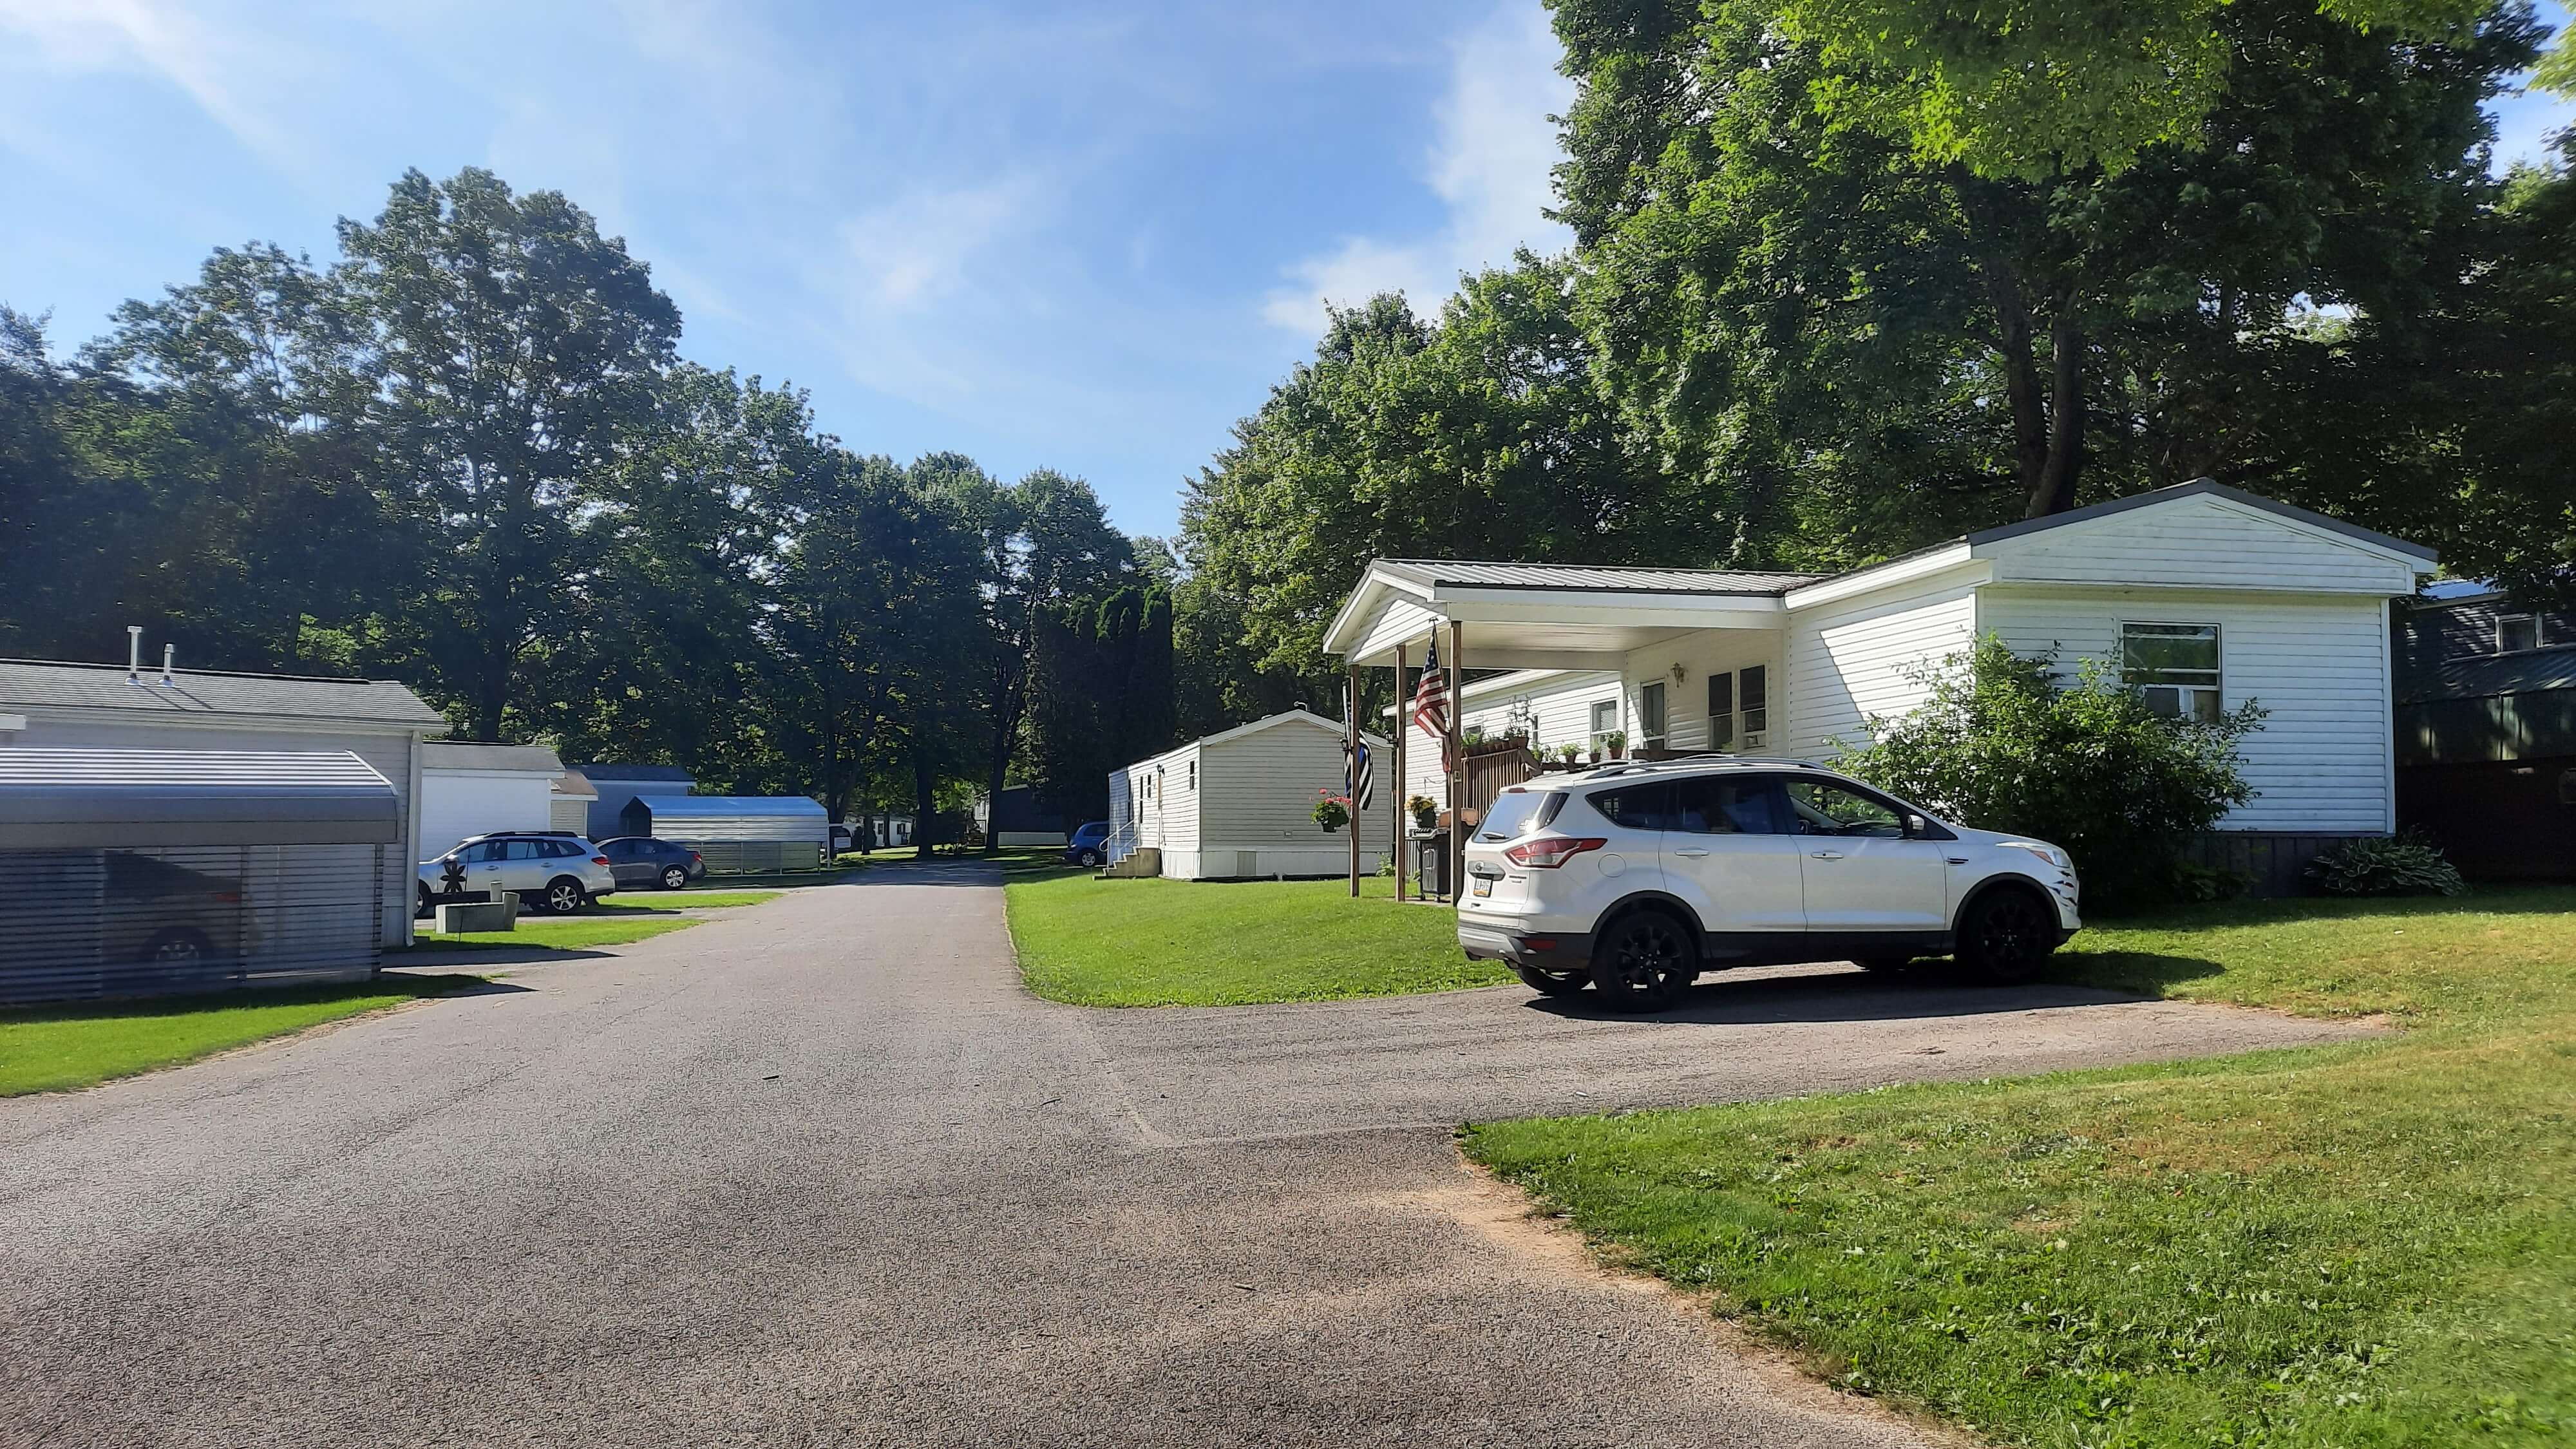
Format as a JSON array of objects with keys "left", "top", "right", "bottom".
[{"left": 1578, "top": 754, "right": 1827, "bottom": 780}]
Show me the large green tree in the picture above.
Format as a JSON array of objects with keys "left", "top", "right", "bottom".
[
  {"left": 336, "top": 167, "right": 680, "bottom": 740},
  {"left": 1181, "top": 255, "right": 1680, "bottom": 692},
  {"left": 1553, "top": 0, "right": 2548, "bottom": 561}
]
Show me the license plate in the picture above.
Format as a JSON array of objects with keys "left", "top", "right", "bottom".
[{"left": 1471, "top": 877, "right": 1492, "bottom": 898}]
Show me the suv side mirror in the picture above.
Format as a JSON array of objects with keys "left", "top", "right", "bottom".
[{"left": 1904, "top": 813, "right": 1928, "bottom": 838}]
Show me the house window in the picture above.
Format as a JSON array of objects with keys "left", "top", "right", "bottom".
[
  {"left": 1704, "top": 666, "right": 1770, "bottom": 752},
  {"left": 2121, "top": 622, "right": 2223, "bottom": 723},
  {"left": 1187, "top": 761, "right": 1196, "bottom": 790},
  {"left": 1589, "top": 699, "right": 1617, "bottom": 744},
  {"left": 2499, "top": 614, "right": 2539, "bottom": 653},
  {"left": 1638, "top": 681, "right": 1667, "bottom": 750}
]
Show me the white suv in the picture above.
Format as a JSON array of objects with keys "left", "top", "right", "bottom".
[
  {"left": 418, "top": 832, "right": 620, "bottom": 917},
  {"left": 1458, "top": 759, "right": 2079, "bottom": 1010}
]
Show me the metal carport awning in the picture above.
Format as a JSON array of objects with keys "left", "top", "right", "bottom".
[
  {"left": 1321, "top": 559, "right": 1824, "bottom": 670},
  {"left": 0, "top": 749, "right": 400, "bottom": 849}
]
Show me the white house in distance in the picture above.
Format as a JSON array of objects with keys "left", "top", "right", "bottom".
[
  {"left": 1109, "top": 709, "right": 1392, "bottom": 880},
  {"left": 1330, "top": 481, "right": 2438, "bottom": 879}
]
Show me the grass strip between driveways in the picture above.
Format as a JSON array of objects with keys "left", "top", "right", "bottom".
[
  {"left": 1464, "top": 887, "right": 2576, "bottom": 1449},
  {"left": 1007, "top": 872, "right": 1514, "bottom": 1005},
  {"left": 411, "top": 889, "right": 786, "bottom": 952},
  {"left": 0, "top": 974, "right": 491, "bottom": 1096}
]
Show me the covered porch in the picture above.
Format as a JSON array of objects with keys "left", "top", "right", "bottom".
[{"left": 1321, "top": 559, "right": 1819, "bottom": 900}]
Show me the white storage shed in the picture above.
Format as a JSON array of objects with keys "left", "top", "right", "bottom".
[
  {"left": 417, "top": 742, "right": 566, "bottom": 857},
  {"left": 1108, "top": 710, "right": 1393, "bottom": 880}
]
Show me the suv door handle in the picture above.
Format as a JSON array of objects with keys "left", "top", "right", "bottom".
[
  {"left": 1809, "top": 850, "right": 1845, "bottom": 861},
  {"left": 1671, "top": 847, "right": 1709, "bottom": 858}
]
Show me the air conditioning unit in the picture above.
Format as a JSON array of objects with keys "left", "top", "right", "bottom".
[{"left": 1744, "top": 732, "right": 1766, "bottom": 749}]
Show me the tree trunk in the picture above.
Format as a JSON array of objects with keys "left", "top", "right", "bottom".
[
  {"left": 1984, "top": 261, "right": 2052, "bottom": 515},
  {"left": 911, "top": 746, "right": 937, "bottom": 862},
  {"left": 980, "top": 660, "right": 1022, "bottom": 858},
  {"left": 2031, "top": 303, "right": 2085, "bottom": 518}
]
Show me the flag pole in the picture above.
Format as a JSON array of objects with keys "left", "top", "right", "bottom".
[
  {"left": 1391, "top": 641, "right": 1408, "bottom": 903},
  {"left": 1346, "top": 667, "right": 1361, "bottom": 897}
]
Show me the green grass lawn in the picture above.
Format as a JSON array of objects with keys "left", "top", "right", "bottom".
[
  {"left": 594, "top": 889, "right": 785, "bottom": 914},
  {"left": 1007, "top": 872, "right": 1513, "bottom": 1005},
  {"left": 1464, "top": 887, "right": 2576, "bottom": 1448},
  {"left": 411, "top": 889, "right": 785, "bottom": 951},
  {"left": 0, "top": 974, "right": 489, "bottom": 1096}
]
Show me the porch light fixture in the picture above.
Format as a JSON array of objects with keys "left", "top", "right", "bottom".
[{"left": 1669, "top": 662, "right": 1687, "bottom": 685}]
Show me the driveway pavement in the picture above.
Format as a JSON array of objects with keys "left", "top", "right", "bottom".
[{"left": 0, "top": 864, "right": 2362, "bottom": 1448}]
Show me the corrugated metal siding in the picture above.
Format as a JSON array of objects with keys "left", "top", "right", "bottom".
[
  {"left": 684, "top": 840, "right": 829, "bottom": 874},
  {"left": 0, "top": 844, "right": 382, "bottom": 1004},
  {"left": 1381, "top": 561, "right": 1823, "bottom": 593},
  {"left": 0, "top": 717, "right": 421, "bottom": 949}
]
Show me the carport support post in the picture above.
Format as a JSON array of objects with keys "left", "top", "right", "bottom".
[
  {"left": 1448, "top": 619, "right": 1466, "bottom": 904},
  {"left": 1391, "top": 641, "right": 1408, "bottom": 902}
]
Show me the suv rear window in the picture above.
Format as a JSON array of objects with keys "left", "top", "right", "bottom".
[
  {"left": 1587, "top": 782, "right": 1674, "bottom": 830},
  {"left": 1475, "top": 789, "right": 1566, "bottom": 841}
]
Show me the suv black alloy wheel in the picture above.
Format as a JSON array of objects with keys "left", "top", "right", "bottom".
[
  {"left": 1588, "top": 911, "right": 1692, "bottom": 1011},
  {"left": 1957, "top": 887, "right": 2054, "bottom": 983}
]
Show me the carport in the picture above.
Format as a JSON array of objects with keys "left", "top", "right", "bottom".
[
  {"left": 0, "top": 748, "right": 401, "bottom": 1003},
  {"left": 621, "top": 794, "right": 831, "bottom": 874}
]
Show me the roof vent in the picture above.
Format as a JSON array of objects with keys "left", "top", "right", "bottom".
[
  {"left": 126, "top": 626, "right": 143, "bottom": 684},
  {"left": 160, "top": 643, "right": 175, "bottom": 687}
]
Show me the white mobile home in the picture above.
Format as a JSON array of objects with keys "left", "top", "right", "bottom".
[
  {"left": 1394, "top": 669, "right": 1624, "bottom": 811},
  {"left": 0, "top": 651, "right": 446, "bottom": 948},
  {"left": 1328, "top": 482, "right": 2438, "bottom": 875},
  {"left": 1109, "top": 710, "right": 1393, "bottom": 880}
]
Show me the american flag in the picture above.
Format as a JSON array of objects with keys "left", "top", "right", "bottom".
[{"left": 1411, "top": 638, "right": 1452, "bottom": 773}]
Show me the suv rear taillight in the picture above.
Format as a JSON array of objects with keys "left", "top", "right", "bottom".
[
  {"left": 1502, "top": 836, "right": 1606, "bottom": 869},
  {"left": 592, "top": 856, "right": 612, "bottom": 866}
]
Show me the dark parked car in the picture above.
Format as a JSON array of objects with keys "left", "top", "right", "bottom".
[
  {"left": 596, "top": 837, "right": 708, "bottom": 891},
  {"left": 104, "top": 851, "right": 249, "bottom": 990},
  {"left": 1063, "top": 821, "right": 1113, "bottom": 869}
]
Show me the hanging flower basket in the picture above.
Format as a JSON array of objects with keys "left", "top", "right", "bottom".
[{"left": 1312, "top": 792, "right": 1350, "bottom": 833}]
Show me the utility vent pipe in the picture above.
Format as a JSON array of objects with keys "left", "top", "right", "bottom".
[
  {"left": 160, "top": 644, "right": 175, "bottom": 687},
  {"left": 127, "top": 626, "right": 143, "bottom": 683}
]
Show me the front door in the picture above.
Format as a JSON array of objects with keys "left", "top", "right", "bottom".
[
  {"left": 1662, "top": 775, "right": 1805, "bottom": 933},
  {"left": 1782, "top": 779, "right": 1948, "bottom": 930}
]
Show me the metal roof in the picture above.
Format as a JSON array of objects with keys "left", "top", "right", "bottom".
[
  {"left": 1376, "top": 560, "right": 1826, "bottom": 594},
  {"left": 634, "top": 794, "right": 828, "bottom": 819},
  {"left": 576, "top": 763, "right": 695, "bottom": 784},
  {"left": 553, "top": 768, "right": 598, "bottom": 800},
  {"left": 0, "top": 659, "right": 445, "bottom": 727},
  {"left": 0, "top": 748, "right": 399, "bottom": 848},
  {"left": 2397, "top": 645, "right": 2576, "bottom": 706},
  {"left": 422, "top": 743, "right": 564, "bottom": 773}
]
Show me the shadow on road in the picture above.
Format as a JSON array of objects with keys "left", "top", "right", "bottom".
[{"left": 1519, "top": 956, "right": 2221, "bottom": 1027}]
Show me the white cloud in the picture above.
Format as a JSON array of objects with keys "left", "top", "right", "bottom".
[
  {"left": 0, "top": 0, "right": 314, "bottom": 167},
  {"left": 1262, "top": 2, "right": 1572, "bottom": 333}
]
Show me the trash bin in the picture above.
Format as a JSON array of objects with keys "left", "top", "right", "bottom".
[{"left": 1409, "top": 829, "right": 1450, "bottom": 899}]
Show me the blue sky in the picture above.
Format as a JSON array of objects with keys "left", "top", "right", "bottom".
[{"left": 1, "top": 1, "right": 2566, "bottom": 541}]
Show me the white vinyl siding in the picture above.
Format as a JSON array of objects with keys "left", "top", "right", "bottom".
[
  {"left": 1, "top": 714, "right": 422, "bottom": 947},
  {"left": 1617, "top": 635, "right": 1784, "bottom": 753},
  {"left": 1987, "top": 493, "right": 2420, "bottom": 595},
  {"left": 1781, "top": 569, "right": 1984, "bottom": 759},
  {"left": 1981, "top": 585, "right": 2395, "bottom": 831},
  {"left": 1123, "top": 717, "right": 1391, "bottom": 878}
]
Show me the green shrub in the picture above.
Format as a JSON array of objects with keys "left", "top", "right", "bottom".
[
  {"left": 2306, "top": 832, "right": 2468, "bottom": 897},
  {"left": 1834, "top": 635, "right": 2264, "bottom": 911}
]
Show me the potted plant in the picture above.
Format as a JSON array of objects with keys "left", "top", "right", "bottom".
[
  {"left": 1312, "top": 791, "right": 1350, "bottom": 833},
  {"left": 1602, "top": 730, "right": 1629, "bottom": 760},
  {"left": 1555, "top": 742, "right": 1582, "bottom": 767},
  {"left": 1406, "top": 794, "right": 1439, "bottom": 833}
]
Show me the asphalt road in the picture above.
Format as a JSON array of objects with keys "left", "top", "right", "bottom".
[{"left": 1, "top": 865, "right": 2363, "bottom": 1448}]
